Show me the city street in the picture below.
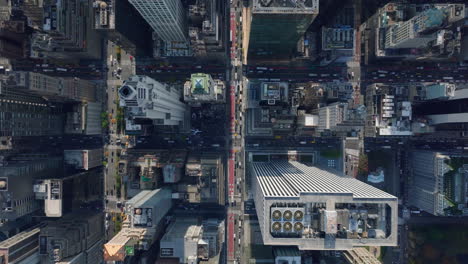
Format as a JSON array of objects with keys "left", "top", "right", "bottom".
[
  {"left": 11, "top": 60, "right": 105, "bottom": 80},
  {"left": 226, "top": 0, "right": 246, "bottom": 263},
  {"left": 103, "top": 40, "right": 135, "bottom": 239}
]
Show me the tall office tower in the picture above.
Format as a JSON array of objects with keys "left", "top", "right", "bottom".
[
  {"left": 34, "top": 169, "right": 103, "bottom": 217},
  {"left": 384, "top": 8, "right": 444, "bottom": 49},
  {"left": 31, "top": 0, "right": 101, "bottom": 59},
  {"left": 118, "top": 75, "right": 188, "bottom": 130},
  {"left": 0, "top": 80, "right": 64, "bottom": 138},
  {"left": 408, "top": 151, "right": 468, "bottom": 216},
  {"left": 250, "top": 160, "right": 397, "bottom": 250},
  {"left": 128, "top": 0, "right": 187, "bottom": 42},
  {"left": 0, "top": 155, "right": 63, "bottom": 223},
  {"left": 0, "top": 227, "right": 41, "bottom": 263},
  {"left": 384, "top": 5, "right": 465, "bottom": 49},
  {"left": 247, "top": 0, "right": 319, "bottom": 60},
  {"left": 13, "top": 72, "right": 98, "bottom": 102},
  {"left": 94, "top": 0, "right": 153, "bottom": 56},
  {"left": 39, "top": 210, "right": 104, "bottom": 263},
  {"left": 414, "top": 91, "right": 468, "bottom": 138}
]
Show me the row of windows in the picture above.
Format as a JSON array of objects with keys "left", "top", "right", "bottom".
[
  {"left": 0, "top": 112, "right": 55, "bottom": 119},
  {"left": 138, "top": 88, "right": 147, "bottom": 99}
]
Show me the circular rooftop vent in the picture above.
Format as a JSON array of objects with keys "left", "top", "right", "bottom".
[
  {"left": 272, "top": 222, "right": 282, "bottom": 231},
  {"left": 294, "top": 210, "right": 304, "bottom": 221},
  {"left": 294, "top": 222, "right": 304, "bottom": 231},
  {"left": 283, "top": 210, "right": 292, "bottom": 220},
  {"left": 283, "top": 222, "right": 292, "bottom": 231},
  {"left": 272, "top": 210, "right": 282, "bottom": 220}
]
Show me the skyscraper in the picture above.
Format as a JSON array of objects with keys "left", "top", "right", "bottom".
[
  {"left": 14, "top": 72, "right": 98, "bottom": 103},
  {"left": 384, "top": 5, "right": 465, "bottom": 49},
  {"left": 0, "top": 155, "right": 63, "bottom": 222},
  {"left": 250, "top": 159, "right": 398, "bottom": 250},
  {"left": 408, "top": 151, "right": 468, "bottom": 216},
  {"left": 384, "top": 8, "right": 444, "bottom": 49},
  {"left": 0, "top": 80, "right": 64, "bottom": 137},
  {"left": 128, "top": 0, "right": 187, "bottom": 42},
  {"left": 247, "top": 0, "right": 319, "bottom": 60},
  {"left": 118, "top": 75, "right": 188, "bottom": 130}
]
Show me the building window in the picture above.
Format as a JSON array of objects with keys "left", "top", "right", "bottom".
[
  {"left": 165, "top": 113, "right": 171, "bottom": 120},
  {"left": 160, "top": 248, "right": 174, "bottom": 257}
]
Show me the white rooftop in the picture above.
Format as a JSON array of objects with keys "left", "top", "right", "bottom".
[{"left": 252, "top": 161, "right": 396, "bottom": 199}]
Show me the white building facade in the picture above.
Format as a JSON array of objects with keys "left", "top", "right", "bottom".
[{"left": 119, "top": 76, "right": 188, "bottom": 128}]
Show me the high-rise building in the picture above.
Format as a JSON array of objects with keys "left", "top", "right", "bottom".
[
  {"left": 39, "top": 210, "right": 104, "bottom": 263},
  {"left": 94, "top": 0, "right": 153, "bottom": 56},
  {"left": 0, "top": 155, "right": 63, "bottom": 222},
  {"left": 0, "top": 20, "right": 29, "bottom": 60},
  {"left": 247, "top": 0, "right": 319, "bottom": 60},
  {"left": 414, "top": 92, "right": 468, "bottom": 138},
  {"left": 188, "top": 0, "right": 225, "bottom": 59},
  {"left": 384, "top": 8, "right": 445, "bottom": 49},
  {"left": 408, "top": 151, "right": 468, "bottom": 216},
  {"left": 118, "top": 75, "right": 188, "bottom": 130},
  {"left": 64, "top": 149, "right": 103, "bottom": 170},
  {"left": 128, "top": 0, "right": 187, "bottom": 42},
  {"left": 0, "top": 226, "right": 41, "bottom": 264},
  {"left": 13, "top": 72, "right": 98, "bottom": 102},
  {"left": 250, "top": 159, "right": 398, "bottom": 250},
  {"left": 64, "top": 102, "right": 103, "bottom": 135},
  {"left": 0, "top": 80, "right": 64, "bottom": 137},
  {"left": 124, "top": 188, "right": 172, "bottom": 229},
  {"left": 103, "top": 188, "right": 172, "bottom": 262},
  {"left": 33, "top": 169, "right": 103, "bottom": 217},
  {"left": 31, "top": 0, "right": 101, "bottom": 59},
  {"left": 361, "top": 3, "right": 465, "bottom": 62}
]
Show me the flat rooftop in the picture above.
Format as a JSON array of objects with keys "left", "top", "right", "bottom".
[
  {"left": 252, "top": 160, "right": 396, "bottom": 199},
  {"left": 161, "top": 218, "right": 200, "bottom": 243},
  {"left": 253, "top": 0, "right": 319, "bottom": 13}
]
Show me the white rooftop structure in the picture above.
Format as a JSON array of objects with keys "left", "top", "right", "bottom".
[
  {"left": 119, "top": 76, "right": 188, "bottom": 128},
  {"left": 125, "top": 188, "right": 172, "bottom": 228},
  {"left": 253, "top": 161, "right": 394, "bottom": 199},
  {"left": 251, "top": 160, "right": 398, "bottom": 250}
]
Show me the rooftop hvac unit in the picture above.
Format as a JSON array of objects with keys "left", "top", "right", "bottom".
[
  {"left": 294, "top": 222, "right": 304, "bottom": 232},
  {"left": 271, "top": 222, "right": 282, "bottom": 232},
  {"left": 283, "top": 222, "right": 293, "bottom": 232},
  {"left": 283, "top": 210, "right": 293, "bottom": 221},
  {"left": 294, "top": 210, "right": 304, "bottom": 221},
  {"left": 272, "top": 210, "right": 282, "bottom": 221}
]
